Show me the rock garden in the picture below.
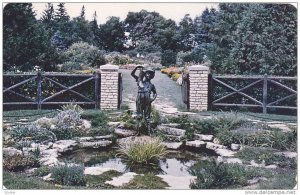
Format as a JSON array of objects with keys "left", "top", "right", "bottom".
[{"left": 3, "top": 105, "right": 297, "bottom": 189}]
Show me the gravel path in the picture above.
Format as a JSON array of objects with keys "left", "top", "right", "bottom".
[{"left": 120, "top": 69, "right": 187, "bottom": 114}]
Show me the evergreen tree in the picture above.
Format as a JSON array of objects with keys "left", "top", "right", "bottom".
[
  {"left": 178, "top": 14, "right": 195, "bottom": 52},
  {"left": 41, "top": 3, "right": 54, "bottom": 30},
  {"left": 80, "top": 5, "right": 85, "bottom": 18},
  {"left": 54, "top": 3, "right": 72, "bottom": 46},
  {"left": 4, "top": 3, "right": 58, "bottom": 71},
  {"left": 89, "top": 11, "right": 102, "bottom": 47}
]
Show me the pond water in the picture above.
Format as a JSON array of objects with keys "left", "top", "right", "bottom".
[{"left": 59, "top": 149, "right": 211, "bottom": 177}]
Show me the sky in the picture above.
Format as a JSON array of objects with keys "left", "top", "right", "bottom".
[{"left": 31, "top": 2, "right": 219, "bottom": 24}]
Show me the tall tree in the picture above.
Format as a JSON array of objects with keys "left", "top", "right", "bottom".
[
  {"left": 178, "top": 14, "right": 195, "bottom": 51},
  {"left": 89, "top": 11, "right": 101, "bottom": 47},
  {"left": 99, "top": 16, "right": 125, "bottom": 52},
  {"left": 70, "top": 6, "right": 93, "bottom": 44},
  {"left": 4, "top": 3, "right": 58, "bottom": 71},
  {"left": 54, "top": 3, "right": 72, "bottom": 46},
  {"left": 41, "top": 3, "right": 54, "bottom": 30}
]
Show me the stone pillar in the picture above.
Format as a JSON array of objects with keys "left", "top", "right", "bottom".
[
  {"left": 100, "top": 64, "right": 119, "bottom": 110},
  {"left": 188, "top": 65, "right": 209, "bottom": 111}
]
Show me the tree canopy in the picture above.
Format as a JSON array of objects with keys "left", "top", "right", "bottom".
[{"left": 3, "top": 3, "right": 297, "bottom": 75}]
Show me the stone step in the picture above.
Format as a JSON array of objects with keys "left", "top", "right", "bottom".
[
  {"left": 194, "top": 134, "right": 214, "bottom": 141},
  {"left": 78, "top": 135, "right": 113, "bottom": 142},
  {"left": 157, "top": 125, "right": 186, "bottom": 136},
  {"left": 186, "top": 140, "right": 206, "bottom": 148},
  {"left": 206, "top": 142, "right": 227, "bottom": 150},
  {"left": 115, "top": 128, "right": 137, "bottom": 137},
  {"left": 79, "top": 140, "right": 112, "bottom": 149},
  {"left": 162, "top": 142, "right": 183, "bottom": 150}
]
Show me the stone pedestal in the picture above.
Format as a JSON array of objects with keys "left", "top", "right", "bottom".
[
  {"left": 100, "top": 64, "right": 119, "bottom": 110},
  {"left": 188, "top": 65, "right": 209, "bottom": 111}
]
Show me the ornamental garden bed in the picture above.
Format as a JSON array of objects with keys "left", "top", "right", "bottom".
[{"left": 3, "top": 107, "right": 297, "bottom": 189}]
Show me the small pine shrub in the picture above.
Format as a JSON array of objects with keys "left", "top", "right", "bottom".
[
  {"left": 51, "top": 164, "right": 86, "bottom": 186},
  {"left": 32, "top": 166, "right": 51, "bottom": 177},
  {"left": 3, "top": 154, "right": 39, "bottom": 172}
]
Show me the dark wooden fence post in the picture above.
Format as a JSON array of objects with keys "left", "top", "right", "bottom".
[
  {"left": 208, "top": 73, "right": 213, "bottom": 110},
  {"left": 37, "top": 71, "right": 42, "bottom": 110},
  {"left": 263, "top": 74, "right": 268, "bottom": 114},
  {"left": 118, "top": 72, "right": 123, "bottom": 109},
  {"left": 94, "top": 73, "right": 100, "bottom": 109}
]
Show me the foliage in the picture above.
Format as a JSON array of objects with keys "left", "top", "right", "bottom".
[
  {"left": 99, "top": 17, "right": 126, "bottom": 52},
  {"left": 189, "top": 160, "right": 272, "bottom": 189},
  {"left": 51, "top": 164, "right": 86, "bottom": 186},
  {"left": 3, "top": 171, "right": 59, "bottom": 189},
  {"left": 3, "top": 3, "right": 59, "bottom": 72},
  {"left": 259, "top": 170, "right": 297, "bottom": 189},
  {"left": 11, "top": 124, "right": 56, "bottom": 144},
  {"left": 236, "top": 147, "right": 297, "bottom": 168},
  {"left": 55, "top": 109, "right": 82, "bottom": 130},
  {"left": 32, "top": 166, "right": 51, "bottom": 177},
  {"left": 61, "top": 103, "right": 84, "bottom": 114},
  {"left": 81, "top": 110, "right": 108, "bottom": 127},
  {"left": 121, "top": 173, "right": 169, "bottom": 189},
  {"left": 104, "top": 52, "right": 132, "bottom": 65},
  {"left": 117, "top": 136, "right": 167, "bottom": 165},
  {"left": 3, "top": 154, "right": 39, "bottom": 172},
  {"left": 205, "top": 4, "right": 297, "bottom": 76},
  {"left": 85, "top": 170, "right": 122, "bottom": 189},
  {"left": 60, "top": 42, "right": 105, "bottom": 71},
  {"left": 216, "top": 128, "right": 297, "bottom": 151},
  {"left": 161, "top": 50, "right": 177, "bottom": 67}
]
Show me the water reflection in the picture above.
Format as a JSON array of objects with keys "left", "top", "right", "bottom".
[{"left": 60, "top": 149, "right": 202, "bottom": 177}]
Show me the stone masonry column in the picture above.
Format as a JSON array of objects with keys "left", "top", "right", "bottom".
[
  {"left": 100, "top": 64, "right": 119, "bottom": 110},
  {"left": 188, "top": 65, "right": 209, "bottom": 111}
]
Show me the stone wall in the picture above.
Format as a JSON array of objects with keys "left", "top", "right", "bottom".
[
  {"left": 188, "top": 65, "right": 209, "bottom": 111},
  {"left": 100, "top": 64, "right": 119, "bottom": 110}
]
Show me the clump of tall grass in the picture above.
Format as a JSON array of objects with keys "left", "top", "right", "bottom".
[{"left": 117, "top": 136, "right": 167, "bottom": 165}]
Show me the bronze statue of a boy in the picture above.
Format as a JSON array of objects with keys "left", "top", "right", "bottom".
[{"left": 131, "top": 65, "right": 157, "bottom": 121}]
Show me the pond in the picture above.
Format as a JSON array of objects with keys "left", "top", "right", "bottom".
[{"left": 59, "top": 149, "right": 213, "bottom": 177}]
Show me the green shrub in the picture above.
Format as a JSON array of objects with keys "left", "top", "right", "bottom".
[
  {"left": 117, "top": 136, "right": 167, "bottom": 165},
  {"left": 104, "top": 52, "right": 132, "bottom": 65},
  {"left": 3, "top": 154, "right": 39, "bottom": 172},
  {"left": 61, "top": 42, "right": 104, "bottom": 71},
  {"left": 61, "top": 103, "right": 83, "bottom": 114},
  {"left": 122, "top": 173, "right": 169, "bottom": 189},
  {"left": 216, "top": 129, "right": 297, "bottom": 151},
  {"left": 11, "top": 124, "right": 56, "bottom": 144},
  {"left": 236, "top": 147, "right": 297, "bottom": 168},
  {"left": 81, "top": 111, "right": 108, "bottom": 127},
  {"left": 189, "top": 160, "right": 272, "bottom": 189},
  {"left": 161, "top": 50, "right": 177, "bottom": 67},
  {"left": 55, "top": 109, "right": 82, "bottom": 130},
  {"left": 32, "top": 166, "right": 51, "bottom": 177},
  {"left": 51, "top": 164, "right": 86, "bottom": 186}
]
